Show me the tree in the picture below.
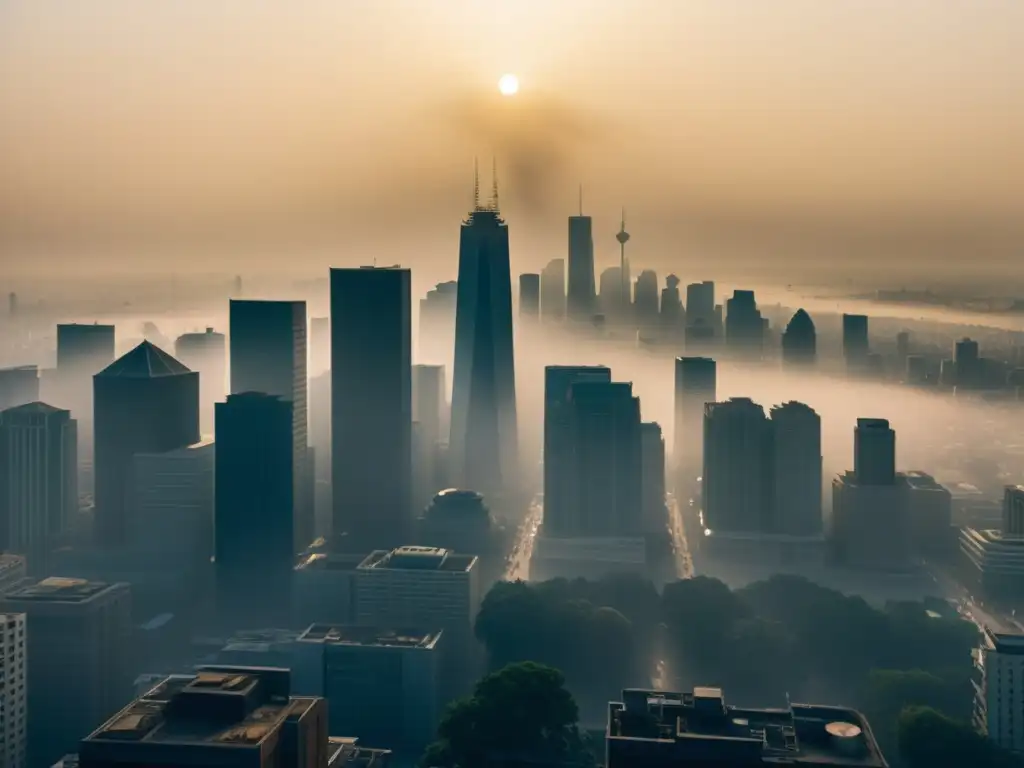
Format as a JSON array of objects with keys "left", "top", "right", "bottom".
[
  {"left": 898, "top": 706, "right": 1023, "bottom": 768},
  {"left": 864, "top": 670, "right": 968, "bottom": 762},
  {"left": 422, "top": 662, "right": 593, "bottom": 768}
]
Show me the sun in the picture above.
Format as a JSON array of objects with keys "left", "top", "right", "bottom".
[{"left": 498, "top": 73, "right": 520, "bottom": 96}]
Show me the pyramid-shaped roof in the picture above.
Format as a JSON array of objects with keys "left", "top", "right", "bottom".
[
  {"left": 1, "top": 401, "right": 66, "bottom": 416},
  {"left": 97, "top": 341, "right": 192, "bottom": 379}
]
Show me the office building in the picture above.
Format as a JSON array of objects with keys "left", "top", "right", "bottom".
[
  {"left": 640, "top": 422, "right": 667, "bottom": 535},
  {"left": 673, "top": 357, "right": 716, "bottom": 484},
  {"left": 567, "top": 208, "right": 595, "bottom": 320},
  {"left": 975, "top": 629, "right": 1024, "bottom": 755},
  {"left": 566, "top": 381, "right": 643, "bottom": 537},
  {"left": 540, "top": 258, "right": 566, "bottom": 321},
  {"left": 960, "top": 486, "right": 1024, "bottom": 599},
  {"left": 1004, "top": 485, "right": 1024, "bottom": 537},
  {"left": 56, "top": 324, "right": 115, "bottom": 376},
  {"left": 419, "top": 280, "right": 458, "bottom": 365},
  {"left": 904, "top": 471, "right": 953, "bottom": 557},
  {"left": 544, "top": 366, "right": 612, "bottom": 537},
  {"left": 599, "top": 267, "right": 625, "bottom": 318},
  {"left": 77, "top": 667, "right": 329, "bottom": 768},
  {"left": 519, "top": 273, "right": 540, "bottom": 317},
  {"left": 842, "top": 314, "right": 870, "bottom": 370},
  {"left": 1, "top": 577, "right": 131, "bottom": 767},
  {"left": 0, "top": 612, "right": 27, "bottom": 768},
  {"left": 230, "top": 299, "right": 311, "bottom": 550},
  {"left": 297, "top": 624, "right": 441, "bottom": 754},
  {"left": 174, "top": 327, "right": 225, "bottom": 431},
  {"left": 331, "top": 267, "right": 412, "bottom": 549},
  {"left": 0, "top": 366, "right": 39, "bottom": 411},
  {"left": 0, "top": 402, "right": 77, "bottom": 573},
  {"left": 725, "top": 290, "right": 765, "bottom": 355},
  {"left": 660, "top": 275, "right": 684, "bottom": 337},
  {"left": 215, "top": 393, "right": 294, "bottom": 627},
  {"left": 685, "top": 281, "right": 715, "bottom": 326},
  {"left": 781, "top": 309, "right": 817, "bottom": 366},
  {"left": 93, "top": 342, "right": 199, "bottom": 547},
  {"left": 634, "top": 270, "right": 660, "bottom": 330},
  {"left": 905, "top": 355, "right": 929, "bottom": 385},
  {"left": 450, "top": 190, "right": 518, "bottom": 500},
  {"left": 310, "top": 315, "right": 331, "bottom": 374},
  {"left": 293, "top": 551, "right": 364, "bottom": 627},
  {"left": 412, "top": 364, "right": 447, "bottom": 511},
  {"left": 854, "top": 418, "right": 896, "bottom": 485},
  {"left": 703, "top": 398, "right": 771, "bottom": 534},
  {"left": 606, "top": 687, "right": 887, "bottom": 768},
  {"left": 954, "top": 337, "right": 982, "bottom": 388},
  {"left": 770, "top": 402, "right": 823, "bottom": 536},
  {"left": 896, "top": 331, "right": 910, "bottom": 364},
  {"left": 354, "top": 546, "right": 480, "bottom": 696}
]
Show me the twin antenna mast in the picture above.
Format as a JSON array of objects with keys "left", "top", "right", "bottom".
[{"left": 472, "top": 157, "right": 501, "bottom": 213}]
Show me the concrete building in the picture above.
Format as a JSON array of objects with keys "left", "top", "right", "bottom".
[
  {"left": 975, "top": 629, "right": 1024, "bottom": 754},
  {"left": 567, "top": 209, "right": 596, "bottom": 321},
  {"left": 606, "top": 687, "right": 887, "bottom": 768},
  {"left": 540, "top": 258, "right": 566, "bottom": 322},
  {"left": 0, "top": 366, "right": 39, "bottom": 411},
  {"left": 77, "top": 667, "right": 329, "bottom": 768},
  {"left": 854, "top": 418, "right": 896, "bottom": 486},
  {"left": 297, "top": 624, "right": 442, "bottom": 754},
  {"left": 1004, "top": 485, "right": 1024, "bottom": 537},
  {"left": 959, "top": 487, "right": 1024, "bottom": 599},
  {"left": 174, "top": 327, "right": 226, "bottom": 432},
  {"left": 904, "top": 471, "right": 954, "bottom": 558},
  {"left": 634, "top": 270, "right": 660, "bottom": 331},
  {"left": 0, "top": 577, "right": 131, "bottom": 767},
  {"left": 640, "top": 422, "right": 667, "bottom": 535},
  {"left": 0, "top": 402, "right": 78, "bottom": 573},
  {"left": 293, "top": 551, "right": 364, "bottom": 627},
  {"left": 725, "top": 290, "right": 765, "bottom": 356},
  {"left": 842, "top": 314, "right": 870, "bottom": 371},
  {"left": 673, "top": 357, "right": 716, "bottom": 486},
  {"left": 703, "top": 398, "right": 771, "bottom": 534},
  {"left": 519, "top": 273, "right": 540, "bottom": 317},
  {"left": 685, "top": 281, "right": 715, "bottom": 328},
  {"left": 0, "top": 612, "right": 27, "bottom": 768},
  {"left": 770, "top": 402, "right": 823, "bottom": 536},
  {"left": 412, "top": 364, "right": 447, "bottom": 512}
]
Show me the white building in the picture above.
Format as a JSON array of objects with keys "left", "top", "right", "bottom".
[
  {"left": 975, "top": 628, "right": 1024, "bottom": 753},
  {"left": 0, "top": 612, "right": 27, "bottom": 768}
]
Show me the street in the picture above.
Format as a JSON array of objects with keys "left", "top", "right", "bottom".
[
  {"left": 667, "top": 493, "right": 695, "bottom": 580},
  {"left": 504, "top": 499, "right": 541, "bottom": 581}
]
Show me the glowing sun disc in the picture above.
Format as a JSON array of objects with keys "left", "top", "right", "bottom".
[{"left": 498, "top": 73, "right": 520, "bottom": 96}]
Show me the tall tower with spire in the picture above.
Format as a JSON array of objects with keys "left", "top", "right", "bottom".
[
  {"left": 450, "top": 159, "right": 519, "bottom": 501},
  {"left": 616, "top": 208, "right": 631, "bottom": 309},
  {"left": 567, "top": 187, "right": 595, "bottom": 321}
]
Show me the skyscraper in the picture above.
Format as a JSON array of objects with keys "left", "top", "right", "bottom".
[
  {"left": 781, "top": 309, "right": 817, "bottom": 366},
  {"left": 567, "top": 205, "right": 595, "bottom": 320},
  {"left": 331, "top": 266, "right": 412, "bottom": 549},
  {"left": 0, "top": 366, "right": 39, "bottom": 411},
  {"left": 854, "top": 418, "right": 896, "bottom": 485},
  {"left": 725, "top": 290, "right": 765, "bottom": 355},
  {"left": 519, "top": 273, "right": 540, "bottom": 318},
  {"left": 57, "top": 324, "right": 115, "bottom": 375},
  {"left": 640, "top": 422, "right": 667, "bottom": 535},
  {"left": 660, "top": 275, "right": 684, "bottom": 335},
  {"left": 955, "top": 337, "right": 982, "bottom": 387},
  {"left": 419, "top": 280, "right": 458, "bottom": 366},
  {"left": 174, "top": 327, "right": 225, "bottom": 432},
  {"left": 673, "top": 357, "right": 717, "bottom": 483},
  {"left": 0, "top": 611, "right": 26, "bottom": 768},
  {"left": 769, "top": 402, "right": 823, "bottom": 535},
  {"left": 703, "top": 398, "right": 771, "bottom": 533},
  {"left": 685, "top": 281, "right": 715, "bottom": 326},
  {"left": 540, "top": 258, "right": 566, "bottom": 321},
  {"left": 0, "top": 402, "right": 77, "bottom": 573},
  {"left": 215, "top": 393, "right": 294, "bottom": 626},
  {"left": 93, "top": 342, "right": 199, "bottom": 546},
  {"left": 633, "top": 270, "right": 660, "bottom": 330},
  {"left": 309, "top": 315, "right": 330, "bottom": 374},
  {"left": 543, "top": 365, "right": 612, "bottom": 537},
  {"left": 413, "top": 363, "right": 447, "bottom": 510},
  {"left": 229, "top": 300, "right": 310, "bottom": 550},
  {"left": 842, "top": 314, "right": 870, "bottom": 369},
  {"left": 450, "top": 178, "right": 518, "bottom": 500}
]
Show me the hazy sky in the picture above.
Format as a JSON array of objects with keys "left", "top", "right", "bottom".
[{"left": 2, "top": 1, "right": 1023, "bottom": 283}]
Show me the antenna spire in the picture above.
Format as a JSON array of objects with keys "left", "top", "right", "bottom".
[
  {"left": 490, "top": 156, "right": 500, "bottom": 213},
  {"left": 473, "top": 157, "right": 481, "bottom": 211}
]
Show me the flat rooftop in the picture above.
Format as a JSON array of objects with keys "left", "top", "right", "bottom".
[
  {"left": 5, "top": 576, "right": 119, "bottom": 604},
  {"left": 295, "top": 552, "right": 364, "bottom": 572},
  {"left": 328, "top": 738, "right": 392, "bottom": 768},
  {"left": 903, "top": 471, "right": 948, "bottom": 491},
  {"left": 608, "top": 687, "right": 887, "bottom": 767},
  {"left": 299, "top": 624, "right": 441, "bottom": 649},
  {"left": 983, "top": 628, "right": 1024, "bottom": 655},
  {"left": 359, "top": 545, "right": 476, "bottom": 573}
]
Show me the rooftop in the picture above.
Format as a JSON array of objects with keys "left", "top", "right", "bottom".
[
  {"left": 97, "top": 341, "right": 192, "bottom": 379},
  {"left": 295, "top": 552, "right": 364, "bottom": 572},
  {"left": 903, "top": 471, "right": 949, "bottom": 492},
  {"left": 299, "top": 624, "right": 441, "bottom": 649},
  {"left": 5, "top": 576, "right": 120, "bottom": 604},
  {"left": 608, "top": 687, "right": 887, "bottom": 767},
  {"left": 328, "top": 738, "right": 392, "bottom": 768},
  {"left": 359, "top": 545, "right": 477, "bottom": 573},
  {"left": 983, "top": 628, "right": 1024, "bottom": 655},
  {"left": 0, "top": 401, "right": 67, "bottom": 416}
]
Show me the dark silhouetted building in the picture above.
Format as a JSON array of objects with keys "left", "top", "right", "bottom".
[
  {"left": 685, "top": 281, "right": 715, "bottom": 326},
  {"left": 725, "top": 290, "right": 765, "bottom": 355},
  {"left": 0, "top": 402, "right": 77, "bottom": 573},
  {"left": 1005, "top": 485, "right": 1024, "bottom": 538},
  {"left": 215, "top": 392, "right": 294, "bottom": 627},
  {"left": 450, "top": 194, "right": 518, "bottom": 501},
  {"left": 519, "top": 273, "right": 540, "bottom": 317},
  {"left": 413, "top": 364, "right": 447, "bottom": 510},
  {"left": 1, "top": 577, "right": 131, "bottom": 767},
  {"left": 93, "top": 342, "right": 199, "bottom": 547},
  {"left": 673, "top": 356, "right": 716, "bottom": 483},
  {"left": 57, "top": 324, "right": 115, "bottom": 376},
  {"left": 0, "top": 365, "right": 39, "bottom": 411},
  {"left": 331, "top": 267, "right": 412, "bottom": 550},
  {"left": 540, "top": 258, "right": 566, "bottom": 321},
  {"left": 640, "top": 422, "right": 666, "bottom": 535},
  {"left": 634, "top": 270, "right": 660, "bottom": 330},
  {"left": 954, "top": 337, "right": 982, "bottom": 388},
  {"left": 544, "top": 365, "right": 612, "bottom": 537},
  {"left": 567, "top": 208, "right": 595, "bottom": 320},
  {"left": 781, "top": 309, "right": 817, "bottom": 366},
  {"left": 703, "top": 398, "right": 771, "bottom": 534},
  {"left": 229, "top": 299, "right": 311, "bottom": 550},
  {"left": 174, "top": 327, "right": 225, "bottom": 432},
  {"left": 77, "top": 667, "right": 330, "bottom": 768},
  {"left": 770, "top": 402, "right": 822, "bottom": 535},
  {"left": 854, "top": 418, "right": 896, "bottom": 485},
  {"left": 659, "top": 275, "right": 684, "bottom": 337},
  {"left": 0, "top": 609, "right": 25, "bottom": 766},
  {"left": 842, "top": 314, "right": 870, "bottom": 370},
  {"left": 904, "top": 471, "right": 953, "bottom": 558}
]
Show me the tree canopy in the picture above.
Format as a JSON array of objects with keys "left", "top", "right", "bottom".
[{"left": 898, "top": 707, "right": 1024, "bottom": 768}]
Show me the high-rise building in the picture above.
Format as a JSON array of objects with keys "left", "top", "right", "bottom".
[
  {"left": 685, "top": 281, "right": 715, "bottom": 326},
  {"left": 174, "top": 327, "right": 225, "bottom": 432},
  {"left": 519, "top": 273, "right": 540, "bottom": 317},
  {"left": 769, "top": 402, "right": 823, "bottom": 535},
  {"left": 56, "top": 324, "right": 115, "bottom": 376},
  {"left": 310, "top": 315, "right": 331, "bottom": 374},
  {"left": 215, "top": 393, "right": 294, "bottom": 627},
  {"left": 229, "top": 299, "right": 311, "bottom": 549},
  {"left": 703, "top": 398, "right": 771, "bottom": 534},
  {"left": 673, "top": 357, "right": 717, "bottom": 483},
  {"left": 842, "top": 314, "right": 870, "bottom": 369},
  {"left": 633, "top": 270, "right": 660, "bottom": 330},
  {"left": 1, "top": 577, "right": 131, "bottom": 767},
  {"left": 413, "top": 364, "right": 447, "bottom": 511},
  {"left": 567, "top": 381, "right": 643, "bottom": 537},
  {"left": 331, "top": 267, "right": 412, "bottom": 550},
  {"left": 896, "top": 330, "right": 910, "bottom": 365},
  {"left": 0, "top": 366, "right": 39, "bottom": 411},
  {"left": 543, "top": 365, "right": 612, "bottom": 537},
  {"left": 640, "top": 422, "right": 666, "bottom": 535},
  {"left": 599, "top": 266, "right": 626, "bottom": 318},
  {"left": 419, "top": 280, "right": 458, "bottom": 366},
  {"left": 77, "top": 667, "right": 331, "bottom": 768},
  {"left": 567, "top": 208, "right": 595, "bottom": 320},
  {"left": 0, "top": 402, "right": 77, "bottom": 572},
  {"left": 725, "top": 290, "right": 765, "bottom": 355},
  {"left": 975, "top": 628, "right": 1024, "bottom": 754},
  {"left": 93, "top": 342, "right": 199, "bottom": 547},
  {"left": 659, "top": 275, "right": 684, "bottom": 336},
  {"left": 854, "top": 418, "right": 896, "bottom": 485},
  {"left": 954, "top": 337, "right": 982, "bottom": 388},
  {"left": 781, "top": 309, "right": 817, "bottom": 366},
  {"left": 1003, "top": 485, "right": 1024, "bottom": 538},
  {"left": 0, "top": 611, "right": 26, "bottom": 768},
  {"left": 450, "top": 190, "right": 518, "bottom": 500},
  {"left": 540, "top": 258, "right": 566, "bottom": 321}
]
